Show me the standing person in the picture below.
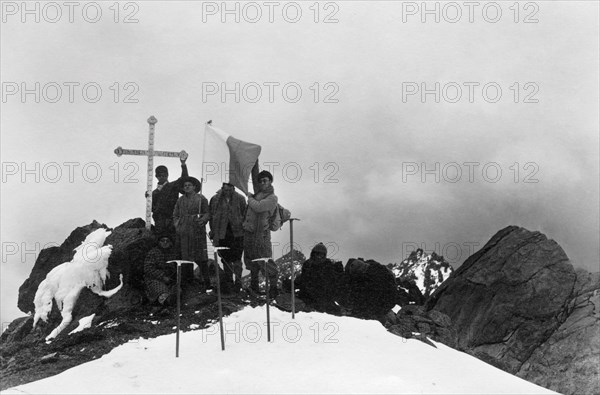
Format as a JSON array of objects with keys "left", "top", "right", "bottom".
[
  {"left": 242, "top": 170, "right": 279, "bottom": 298},
  {"left": 144, "top": 234, "right": 178, "bottom": 311},
  {"left": 173, "top": 177, "right": 210, "bottom": 290},
  {"left": 146, "top": 157, "right": 189, "bottom": 235},
  {"left": 209, "top": 182, "right": 247, "bottom": 294}
]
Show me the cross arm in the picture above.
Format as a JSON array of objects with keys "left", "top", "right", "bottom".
[{"left": 114, "top": 147, "right": 188, "bottom": 160}]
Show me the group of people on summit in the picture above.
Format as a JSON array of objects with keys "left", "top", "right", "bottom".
[{"left": 143, "top": 156, "right": 281, "bottom": 310}]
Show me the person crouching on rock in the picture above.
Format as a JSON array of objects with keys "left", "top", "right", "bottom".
[
  {"left": 297, "top": 242, "right": 346, "bottom": 314},
  {"left": 144, "top": 234, "right": 178, "bottom": 310}
]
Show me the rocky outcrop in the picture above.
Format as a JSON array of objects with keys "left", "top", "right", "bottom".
[
  {"left": 13, "top": 219, "right": 201, "bottom": 341},
  {"left": 8, "top": 221, "right": 596, "bottom": 394},
  {"left": 246, "top": 249, "right": 307, "bottom": 291},
  {"left": 3, "top": 219, "right": 417, "bottom": 390},
  {"left": 17, "top": 220, "right": 107, "bottom": 314},
  {"left": 345, "top": 258, "right": 398, "bottom": 318},
  {"left": 426, "top": 226, "right": 599, "bottom": 395},
  {"left": 517, "top": 269, "right": 600, "bottom": 395},
  {"left": 2, "top": 219, "right": 248, "bottom": 390},
  {"left": 395, "top": 278, "right": 425, "bottom": 305},
  {"left": 386, "top": 305, "right": 458, "bottom": 348},
  {"left": 1, "top": 294, "right": 237, "bottom": 391}
]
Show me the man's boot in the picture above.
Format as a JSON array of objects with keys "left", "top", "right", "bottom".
[
  {"left": 233, "top": 280, "right": 242, "bottom": 294},
  {"left": 268, "top": 274, "right": 279, "bottom": 299},
  {"left": 220, "top": 259, "right": 234, "bottom": 294},
  {"left": 233, "top": 260, "right": 243, "bottom": 293},
  {"left": 250, "top": 269, "right": 261, "bottom": 295},
  {"left": 200, "top": 261, "right": 214, "bottom": 292}
]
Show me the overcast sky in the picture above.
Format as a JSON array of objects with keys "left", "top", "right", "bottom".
[{"left": 1, "top": 1, "right": 599, "bottom": 325}]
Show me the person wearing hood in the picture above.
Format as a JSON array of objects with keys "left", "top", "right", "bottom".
[
  {"left": 298, "top": 242, "right": 346, "bottom": 314},
  {"left": 173, "top": 176, "right": 210, "bottom": 290},
  {"left": 242, "top": 170, "right": 279, "bottom": 298},
  {"left": 209, "top": 182, "right": 247, "bottom": 294}
]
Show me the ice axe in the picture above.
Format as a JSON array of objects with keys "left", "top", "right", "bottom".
[
  {"left": 213, "top": 247, "right": 229, "bottom": 351},
  {"left": 288, "top": 218, "right": 300, "bottom": 319},
  {"left": 166, "top": 260, "right": 196, "bottom": 357},
  {"left": 252, "top": 257, "right": 274, "bottom": 342}
]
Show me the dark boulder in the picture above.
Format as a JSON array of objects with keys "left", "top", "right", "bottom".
[
  {"left": 102, "top": 219, "right": 157, "bottom": 311},
  {"left": 297, "top": 257, "right": 346, "bottom": 314},
  {"left": 427, "top": 226, "right": 576, "bottom": 373},
  {"left": 345, "top": 258, "right": 397, "bottom": 319},
  {"left": 426, "top": 226, "right": 599, "bottom": 395},
  {"left": 517, "top": 269, "right": 600, "bottom": 395},
  {"left": 386, "top": 305, "right": 458, "bottom": 348},
  {"left": 17, "top": 220, "right": 107, "bottom": 315},
  {"left": 395, "top": 278, "right": 425, "bottom": 306}
]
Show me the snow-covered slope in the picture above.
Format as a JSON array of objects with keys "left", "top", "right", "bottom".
[
  {"left": 389, "top": 249, "right": 453, "bottom": 298},
  {"left": 2, "top": 306, "right": 555, "bottom": 394}
]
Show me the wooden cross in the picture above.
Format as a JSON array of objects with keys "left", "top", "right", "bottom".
[{"left": 114, "top": 116, "right": 188, "bottom": 230}]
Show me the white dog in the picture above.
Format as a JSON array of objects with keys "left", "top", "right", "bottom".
[{"left": 32, "top": 228, "right": 124, "bottom": 341}]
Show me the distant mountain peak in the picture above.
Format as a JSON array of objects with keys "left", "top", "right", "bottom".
[{"left": 388, "top": 248, "right": 454, "bottom": 298}]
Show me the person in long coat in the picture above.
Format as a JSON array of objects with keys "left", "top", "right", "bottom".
[
  {"left": 242, "top": 170, "right": 279, "bottom": 297},
  {"left": 209, "top": 182, "right": 247, "bottom": 293},
  {"left": 173, "top": 177, "right": 210, "bottom": 289}
]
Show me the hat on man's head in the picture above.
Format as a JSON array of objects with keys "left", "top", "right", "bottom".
[
  {"left": 155, "top": 165, "right": 168, "bottom": 176},
  {"left": 157, "top": 233, "right": 174, "bottom": 244},
  {"left": 180, "top": 176, "right": 202, "bottom": 194},
  {"left": 311, "top": 242, "right": 327, "bottom": 257},
  {"left": 257, "top": 170, "right": 273, "bottom": 182}
]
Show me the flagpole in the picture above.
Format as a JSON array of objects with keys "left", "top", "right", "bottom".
[
  {"left": 200, "top": 120, "right": 212, "bottom": 193},
  {"left": 176, "top": 262, "right": 181, "bottom": 357}
]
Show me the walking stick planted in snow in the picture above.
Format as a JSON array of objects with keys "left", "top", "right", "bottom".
[
  {"left": 265, "top": 262, "right": 271, "bottom": 342},
  {"left": 176, "top": 263, "right": 180, "bottom": 356},
  {"left": 289, "top": 218, "right": 300, "bottom": 319},
  {"left": 167, "top": 260, "right": 195, "bottom": 357},
  {"left": 252, "top": 257, "right": 273, "bottom": 342},
  {"left": 213, "top": 248, "right": 229, "bottom": 351}
]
